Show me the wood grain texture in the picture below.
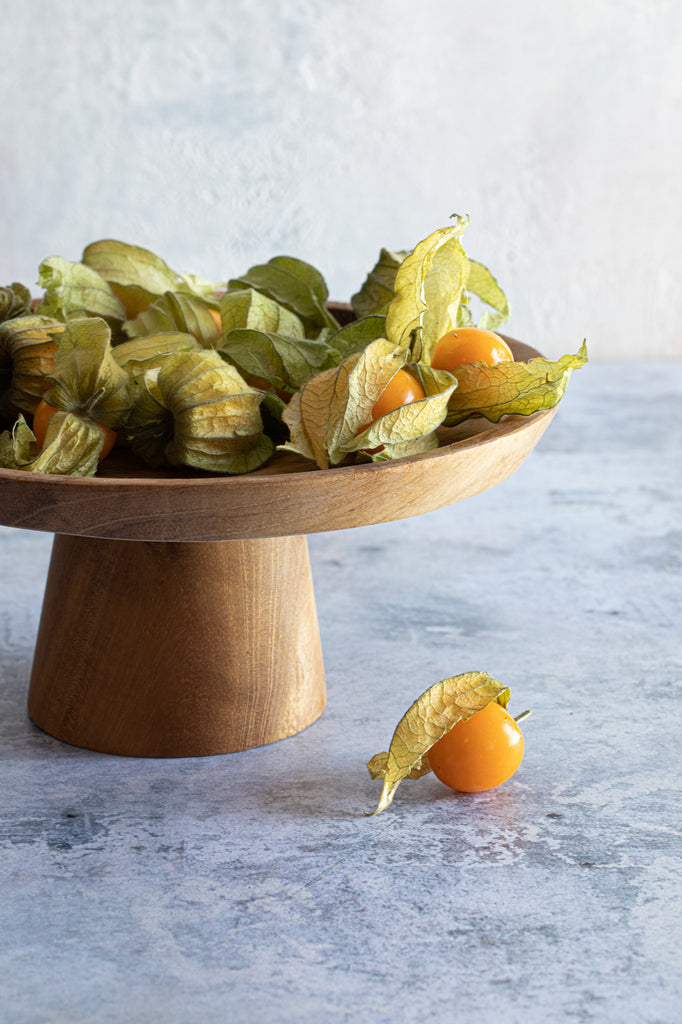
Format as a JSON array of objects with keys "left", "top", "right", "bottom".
[
  {"left": 0, "top": 338, "right": 555, "bottom": 543},
  {"left": 28, "top": 533, "right": 326, "bottom": 756}
]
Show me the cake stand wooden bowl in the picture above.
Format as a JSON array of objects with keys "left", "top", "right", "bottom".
[{"left": 0, "top": 336, "right": 557, "bottom": 757}]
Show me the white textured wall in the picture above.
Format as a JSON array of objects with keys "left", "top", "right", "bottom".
[{"left": 1, "top": 0, "right": 680, "bottom": 359}]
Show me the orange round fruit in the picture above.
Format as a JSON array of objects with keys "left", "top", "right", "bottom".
[
  {"left": 431, "top": 327, "right": 514, "bottom": 371},
  {"left": 371, "top": 369, "right": 425, "bottom": 421},
  {"left": 428, "top": 701, "right": 524, "bottom": 793}
]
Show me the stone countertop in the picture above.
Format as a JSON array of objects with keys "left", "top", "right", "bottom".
[{"left": 1, "top": 362, "right": 680, "bottom": 1024}]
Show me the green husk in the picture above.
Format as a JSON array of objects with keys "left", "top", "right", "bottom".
[
  {"left": 326, "top": 315, "right": 388, "bottom": 361},
  {"left": 385, "top": 217, "right": 470, "bottom": 363},
  {"left": 42, "top": 317, "right": 131, "bottom": 429},
  {"left": 444, "top": 342, "right": 589, "bottom": 426},
  {"left": 280, "top": 338, "right": 456, "bottom": 469},
  {"left": 463, "top": 259, "right": 511, "bottom": 331},
  {"left": 0, "top": 315, "right": 65, "bottom": 417},
  {"left": 219, "top": 287, "right": 305, "bottom": 339},
  {"left": 127, "top": 350, "right": 273, "bottom": 474},
  {"left": 35, "top": 256, "right": 126, "bottom": 324},
  {"left": 112, "top": 332, "right": 202, "bottom": 378},
  {"left": 27, "top": 411, "right": 103, "bottom": 476},
  {"left": 351, "top": 248, "right": 409, "bottom": 318},
  {"left": 82, "top": 239, "right": 224, "bottom": 318},
  {"left": 219, "top": 329, "right": 337, "bottom": 395},
  {"left": 227, "top": 256, "right": 339, "bottom": 336},
  {"left": 123, "top": 291, "right": 222, "bottom": 348},
  {"left": 0, "top": 410, "right": 102, "bottom": 476},
  {"left": 0, "top": 283, "right": 32, "bottom": 324},
  {"left": 0, "top": 414, "right": 36, "bottom": 468}
]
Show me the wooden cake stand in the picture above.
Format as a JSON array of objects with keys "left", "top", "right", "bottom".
[{"left": 0, "top": 338, "right": 557, "bottom": 757}]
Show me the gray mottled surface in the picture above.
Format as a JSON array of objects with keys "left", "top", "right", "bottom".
[{"left": 1, "top": 363, "right": 681, "bottom": 1023}]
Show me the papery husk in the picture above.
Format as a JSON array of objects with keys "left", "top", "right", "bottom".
[
  {"left": 0, "top": 414, "right": 36, "bottom": 468},
  {"left": 27, "top": 411, "right": 103, "bottom": 476},
  {"left": 124, "top": 291, "right": 222, "bottom": 348},
  {"left": 82, "top": 239, "right": 225, "bottom": 319},
  {"left": 367, "top": 672, "right": 510, "bottom": 815},
  {"left": 326, "top": 315, "right": 388, "bottom": 361},
  {"left": 0, "top": 410, "right": 102, "bottom": 476},
  {"left": 219, "top": 288, "right": 305, "bottom": 338},
  {"left": 219, "top": 328, "right": 337, "bottom": 397},
  {"left": 281, "top": 338, "right": 456, "bottom": 469},
  {"left": 462, "top": 260, "right": 511, "bottom": 331},
  {"left": 444, "top": 342, "right": 589, "bottom": 426},
  {"left": 0, "top": 283, "right": 32, "bottom": 324},
  {"left": 35, "top": 256, "right": 126, "bottom": 324},
  {"left": 227, "top": 256, "right": 339, "bottom": 336},
  {"left": 43, "top": 317, "right": 131, "bottom": 429},
  {"left": 0, "top": 315, "right": 65, "bottom": 417},
  {"left": 385, "top": 217, "right": 470, "bottom": 363},
  {"left": 127, "top": 350, "right": 274, "bottom": 474},
  {"left": 351, "top": 248, "right": 409, "bottom": 318},
  {"left": 112, "top": 332, "right": 202, "bottom": 378},
  {"left": 350, "top": 368, "right": 456, "bottom": 463},
  {"left": 125, "top": 371, "right": 171, "bottom": 467}
]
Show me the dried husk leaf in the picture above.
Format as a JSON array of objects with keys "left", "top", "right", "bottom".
[
  {"left": 444, "top": 342, "right": 589, "bottom": 426},
  {"left": 35, "top": 256, "right": 126, "bottom": 323},
  {"left": 278, "top": 390, "right": 315, "bottom": 461},
  {"left": 0, "top": 283, "right": 31, "bottom": 324},
  {"left": 367, "top": 672, "right": 510, "bottom": 815},
  {"left": 281, "top": 339, "right": 403, "bottom": 468},
  {"left": 0, "top": 414, "right": 36, "bottom": 468},
  {"left": 112, "top": 332, "right": 202, "bottom": 378},
  {"left": 351, "top": 248, "right": 409, "bottom": 318},
  {"left": 0, "top": 315, "right": 65, "bottom": 416},
  {"left": 219, "top": 328, "right": 336, "bottom": 395},
  {"left": 27, "top": 411, "right": 103, "bottom": 476},
  {"left": 125, "top": 372, "right": 172, "bottom": 467},
  {"left": 366, "top": 751, "right": 432, "bottom": 782},
  {"left": 127, "top": 351, "right": 273, "bottom": 474},
  {"left": 385, "top": 217, "right": 470, "bottom": 362},
  {"left": 270, "top": 255, "right": 330, "bottom": 309},
  {"left": 43, "top": 317, "right": 131, "bottom": 429},
  {"left": 228, "top": 257, "right": 339, "bottom": 336},
  {"left": 124, "top": 291, "right": 222, "bottom": 348},
  {"left": 333, "top": 340, "right": 409, "bottom": 456},
  {"left": 350, "top": 383, "right": 455, "bottom": 462},
  {"left": 219, "top": 288, "right": 305, "bottom": 338},
  {"left": 464, "top": 259, "right": 510, "bottom": 331},
  {"left": 281, "top": 339, "right": 456, "bottom": 468},
  {"left": 82, "top": 239, "right": 224, "bottom": 318},
  {"left": 326, "top": 315, "right": 387, "bottom": 361}
]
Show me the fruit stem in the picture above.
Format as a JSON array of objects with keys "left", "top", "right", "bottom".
[{"left": 514, "top": 709, "right": 532, "bottom": 723}]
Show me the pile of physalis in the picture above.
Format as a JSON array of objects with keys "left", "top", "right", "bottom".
[
  {"left": 0, "top": 216, "right": 587, "bottom": 477},
  {"left": 366, "top": 671, "right": 530, "bottom": 815}
]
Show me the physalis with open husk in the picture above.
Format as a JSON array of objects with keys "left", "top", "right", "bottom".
[
  {"left": 0, "top": 220, "right": 588, "bottom": 478},
  {"left": 350, "top": 216, "right": 586, "bottom": 432},
  {"left": 36, "top": 317, "right": 130, "bottom": 474},
  {"left": 280, "top": 337, "right": 457, "bottom": 468},
  {"left": 366, "top": 671, "right": 515, "bottom": 815}
]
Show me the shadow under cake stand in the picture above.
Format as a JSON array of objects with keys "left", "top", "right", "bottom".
[{"left": 0, "top": 338, "right": 556, "bottom": 757}]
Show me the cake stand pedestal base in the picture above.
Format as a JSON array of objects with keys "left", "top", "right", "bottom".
[{"left": 27, "top": 533, "right": 326, "bottom": 756}]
